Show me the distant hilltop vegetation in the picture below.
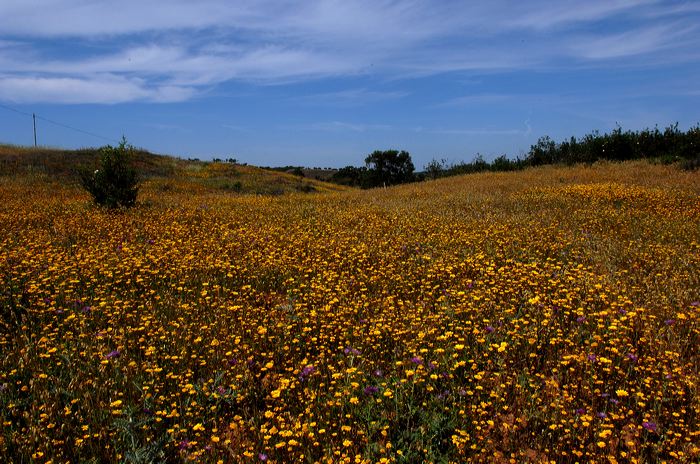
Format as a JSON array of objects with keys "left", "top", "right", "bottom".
[
  {"left": 1, "top": 122, "right": 698, "bottom": 194},
  {"left": 0, "top": 144, "right": 349, "bottom": 196}
]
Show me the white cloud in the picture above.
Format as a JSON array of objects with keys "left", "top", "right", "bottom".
[
  {"left": 0, "top": 0, "right": 698, "bottom": 104},
  {"left": 506, "top": 0, "right": 658, "bottom": 30},
  {"left": 568, "top": 23, "right": 694, "bottom": 59},
  {"left": 431, "top": 121, "right": 532, "bottom": 136},
  {"left": 306, "top": 121, "right": 391, "bottom": 132},
  {"left": 0, "top": 74, "right": 194, "bottom": 104},
  {"left": 295, "top": 88, "right": 410, "bottom": 106},
  {"left": 0, "top": 0, "right": 260, "bottom": 37},
  {"left": 434, "top": 94, "right": 519, "bottom": 108}
]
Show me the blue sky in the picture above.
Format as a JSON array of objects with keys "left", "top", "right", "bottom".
[{"left": 1, "top": 0, "right": 699, "bottom": 168}]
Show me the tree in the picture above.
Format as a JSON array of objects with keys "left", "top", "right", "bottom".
[
  {"left": 424, "top": 158, "right": 448, "bottom": 180},
  {"left": 527, "top": 136, "right": 557, "bottom": 166},
  {"left": 331, "top": 165, "right": 368, "bottom": 187},
  {"left": 81, "top": 137, "right": 139, "bottom": 208},
  {"left": 364, "top": 149, "right": 415, "bottom": 187}
]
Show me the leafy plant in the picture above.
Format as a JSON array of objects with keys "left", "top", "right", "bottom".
[
  {"left": 364, "top": 149, "right": 415, "bottom": 187},
  {"left": 81, "top": 137, "right": 139, "bottom": 208}
]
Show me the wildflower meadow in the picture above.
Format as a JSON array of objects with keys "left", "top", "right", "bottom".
[{"left": 1, "top": 160, "right": 698, "bottom": 463}]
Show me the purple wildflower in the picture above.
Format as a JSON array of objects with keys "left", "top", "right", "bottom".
[
  {"left": 665, "top": 319, "right": 675, "bottom": 326},
  {"left": 373, "top": 369, "right": 384, "bottom": 378},
  {"left": 691, "top": 301, "right": 700, "bottom": 307},
  {"left": 576, "top": 316, "right": 586, "bottom": 323},
  {"left": 299, "top": 365, "right": 315, "bottom": 380},
  {"left": 485, "top": 325, "right": 495, "bottom": 333},
  {"left": 106, "top": 350, "right": 120, "bottom": 359},
  {"left": 363, "top": 386, "right": 379, "bottom": 396},
  {"left": 626, "top": 353, "right": 639, "bottom": 362},
  {"left": 258, "top": 453, "right": 268, "bottom": 461},
  {"left": 575, "top": 408, "right": 586, "bottom": 415},
  {"left": 597, "top": 412, "right": 607, "bottom": 419},
  {"left": 178, "top": 440, "right": 190, "bottom": 450},
  {"left": 410, "top": 356, "right": 423, "bottom": 365},
  {"left": 587, "top": 354, "right": 597, "bottom": 362},
  {"left": 427, "top": 362, "right": 437, "bottom": 370},
  {"left": 344, "top": 347, "right": 360, "bottom": 356},
  {"left": 642, "top": 421, "right": 657, "bottom": 433}
]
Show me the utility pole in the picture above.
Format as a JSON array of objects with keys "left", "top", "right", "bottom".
[{"left": 33, "top": 113, "right": 37, "bottom": 147}]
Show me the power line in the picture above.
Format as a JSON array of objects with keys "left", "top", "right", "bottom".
[
  {"left": 34, "top": 114, "right": 120, "bottom": 144},
  {"left": 0, "top": 102, "right": 32, "bottom": 117},
  {"left": 0, "top": 102, "right": 121, "bottom": 145}
]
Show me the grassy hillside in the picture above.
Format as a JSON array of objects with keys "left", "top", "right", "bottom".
[
  {"left": 0, "top": 144, "right": 349, "bottom": 195},
  {"left": 1, "top": 160, "right": 698, "bottom": 463}
]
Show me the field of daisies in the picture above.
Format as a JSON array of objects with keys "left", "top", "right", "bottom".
[{"left": 1, "top": 160, "right": 698, "bottom": 463}]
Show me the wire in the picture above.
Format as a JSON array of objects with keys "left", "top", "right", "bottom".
[
  {"left": 34, "top": 114, "right": 120, "bottom": 144},
  {"left": 0, "top": 102, "right": 32, "bottom": 117},
  {"left": 0, "top": 102, "right": 120, "bottom": 144}
]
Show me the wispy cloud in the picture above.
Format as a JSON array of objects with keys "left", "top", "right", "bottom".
[
  {"left": 435, "top": 93, "right": 518, "bottom": 108},
  {"left": 506, "top": 0, "right": 657, "bottom": 30},
  {"left": 143, "top": 123, "right": 191, "bottom": 132},
  {"left": 429, "top": 120, "right": 532, "bottom": 136},
  {"left": 305, "top": 121, "right": 392, "bottom": 132},
  {"left": 0, "top": 74, "right": 194, "bottom": 104},
  {"left": 568, "top": 23, "right": 695, "bottom": 60},
  {"left": 0, "top": 0, "right": 698, "bottom": 104},
  {"left": 221, "top": 124, "right": 252, "bottom": 132},
  {"left": 295, "top": 88, "right": 409, "bottom": 106}
]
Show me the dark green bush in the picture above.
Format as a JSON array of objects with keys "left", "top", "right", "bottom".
[
  {"left": 364, "top": 149, "right": 415, "bottom": 188},
  {"left": 81, "top": 137, "right": 139, "bottom": 208}
]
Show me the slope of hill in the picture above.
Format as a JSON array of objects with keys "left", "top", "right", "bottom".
[
  {"left": 0, "top": 144, "right": 350, "bottom": 195},
  {"left": 0, "top": 153, "right": 698, "bottom": 462}
]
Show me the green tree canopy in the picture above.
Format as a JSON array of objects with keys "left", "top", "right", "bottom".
[{"left": 364, "top": 149, "right": 415, "bottom": 187}]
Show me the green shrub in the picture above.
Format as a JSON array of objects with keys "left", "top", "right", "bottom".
[{"left": 81, "top": 137, "right": 139, "bottom": 208}]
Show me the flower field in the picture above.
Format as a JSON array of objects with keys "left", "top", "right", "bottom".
[{"left": 1, "top": 161, "right": 699, "bottom": 463}]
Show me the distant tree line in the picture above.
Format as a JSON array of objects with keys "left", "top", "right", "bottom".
[
  {"left": 331, "top": 150, "right": 416, "bottom": 188},
  {"left": 525, "top": 123, "right": 699, "bottom": 166},
  {"left": 330, "top": 123, "right": 699, "bottom": 188}
]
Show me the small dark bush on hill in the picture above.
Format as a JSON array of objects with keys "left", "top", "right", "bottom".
[{"left": 80, "top": 137, "right": 139, "bottom": 208}]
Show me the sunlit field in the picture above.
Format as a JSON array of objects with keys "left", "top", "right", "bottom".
[{"left": 1, "top": 161, "right": 698, "bottom": 463}]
